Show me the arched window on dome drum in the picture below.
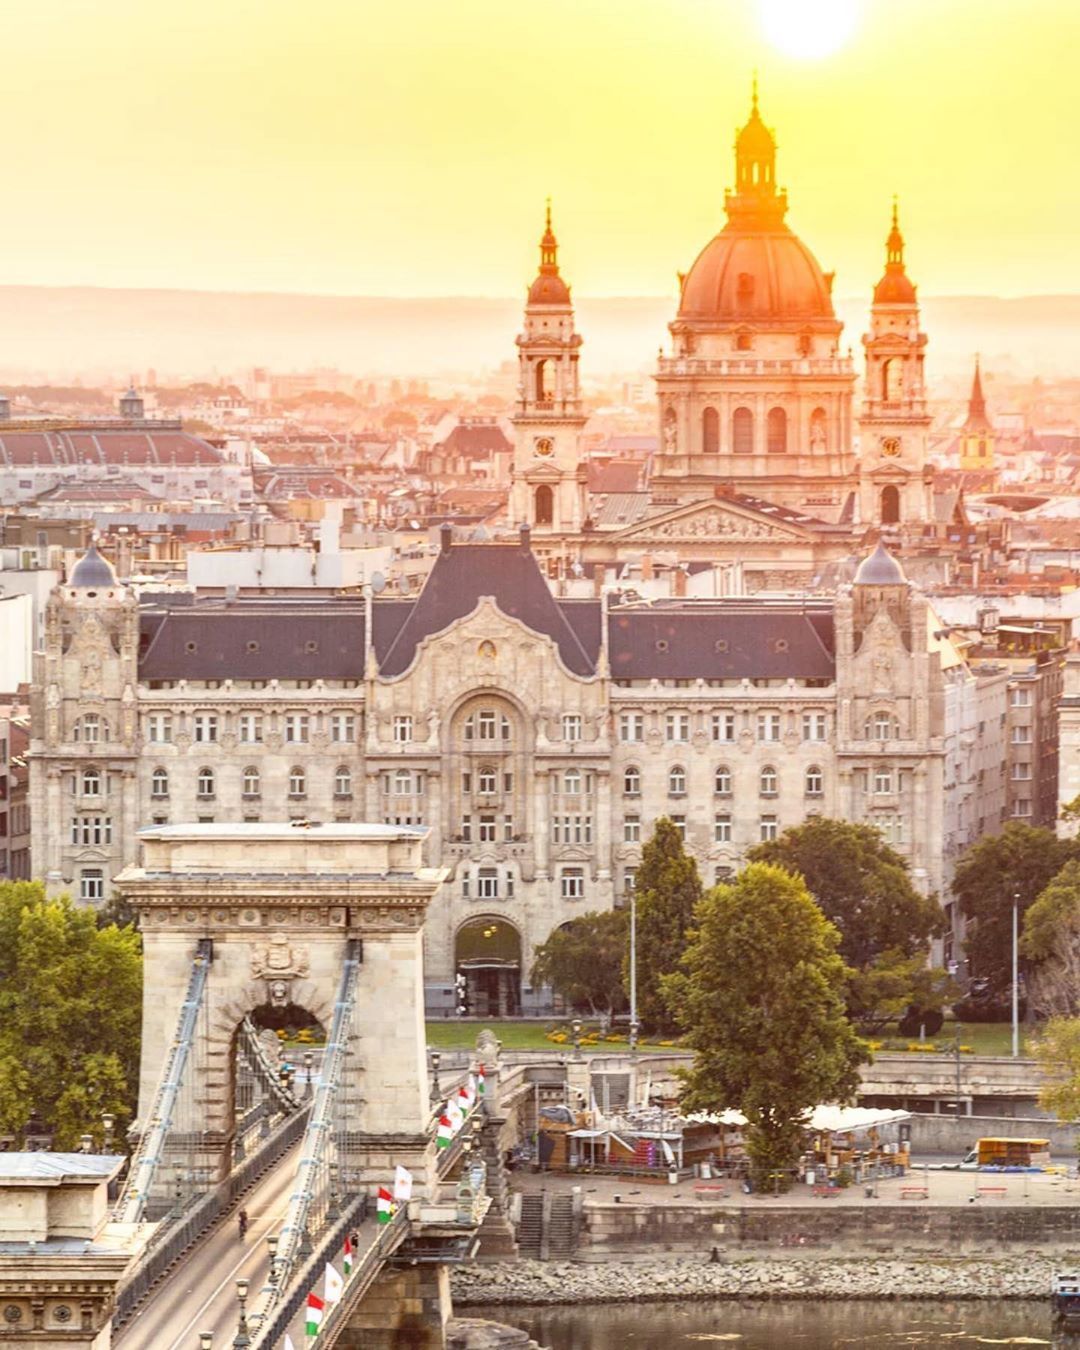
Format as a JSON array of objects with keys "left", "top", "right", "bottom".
[
  {"left": 535, "top": 359, "right": 550, "bottom": 403},
  {"left": 767, "top": 407, "right": 787, "bottom": 454},
  {"left": 810, "top": 407, "right": 828, "bottom": 453},
  {"left": 702, "top": 406, "right": 719, "bottom": 454},
  {"left": 881, "top": 485, "right": 901, "bottom": 525},
  {"left": 534, "top": 485, "right": 553, "bottom": 526},
  {"left": 732, "top": 407, "right": 754, "bottom": 455}
]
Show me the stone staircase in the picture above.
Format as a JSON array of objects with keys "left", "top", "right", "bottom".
[
  {"left": 517, "top": 1194, "right": 544, "bottom": 1258},
  {"left": 547, "top": 1194, "right": 577, "bottom": 1258}
]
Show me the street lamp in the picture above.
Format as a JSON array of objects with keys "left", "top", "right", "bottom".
[
  {"left": 430, "top": 1050, "right": 441, "bottom": 1103},
  {"left": 101, "top": 1112, "right": 115, "bottom": 1153},
  {"left": 571, "top": 1017, "right": 582, "bottom": 1058},
  {"left": 79, "top": 1133, "right": 93, "bottom": 1154},
  {"left": 199, "top": 1334, "right": 213, "bottom": 1350},
  {"left": 266, "top": 1233, "right": 279, "bottom": 1285},
  {"left": 303, "top": 1050, "right": 314, "bottom": 1101},
  {"left": 1012, "top": 890, "right": 1021, "bottom": 1059},
  {"left": 232, "top": 1279, "right": 250, "bottom": 1350}
]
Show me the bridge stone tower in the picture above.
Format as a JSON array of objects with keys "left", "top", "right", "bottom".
[{"left": 114, "top": 823, "right": 447, "bottom": 1192}]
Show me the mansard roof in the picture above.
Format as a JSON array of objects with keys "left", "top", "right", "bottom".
[
  {"left": 607, "top": 602, "right": 835, "bottom": 681},
  {"left": 377, "top": 539, "right": 596, "bottom": 678},
  {"left": 0, "top": 425, "right": 222, "bottom": 467}
]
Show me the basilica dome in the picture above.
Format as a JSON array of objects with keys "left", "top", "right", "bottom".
[{"left": 678, "top": 227, "right": 836, "bottom": 323}]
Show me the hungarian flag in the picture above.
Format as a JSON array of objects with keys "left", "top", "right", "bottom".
[
  {"left": 436, "top": 1113, "right": 453, "bottom": 1148},
  {"left": 305, "top": 1291, "right": 324, "bottom": 1337},
  {"left": 376, "top": 1186, "right": 394, "bottom": 1223},
  {"left": 343, "top": 1234, "right": 353, "bottom": 1277},
  {"left": 458, "top": 1084, "right": 473, "bottom": 1111},
  {"left": 324, "top": 1262, "right": 344, "bottom": 1305},
  {"left": 394, "top": 1164, "right": 413, "bottom": 1202},
  {"left": 477, "top": 1066, "right": 485, "bottom": 1096},
  {"left": 447, "top": 1100, "right": 464, "bottom": 1133}
]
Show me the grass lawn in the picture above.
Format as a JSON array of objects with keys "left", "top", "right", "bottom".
[
  {"left": 424, "top": 1019, "right": 1038, "bottom": 1058},
  {"left": 424, "top": 1020, "right": 678, "bottom": 1054}
]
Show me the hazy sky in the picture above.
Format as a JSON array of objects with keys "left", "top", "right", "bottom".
[{"left": 3, "top": 0, "right": 1078, "bottom": 298}]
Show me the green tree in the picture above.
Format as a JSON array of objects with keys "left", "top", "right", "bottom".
[
  {"left": 1021, "top": 859, "right": 1080, "bottom": 1018},
  {"left": 1032, "top": 1016, "right": 1080, "bottom": 1123},
  {"left": 663, "top": 862, "right": 866, "bottom": 1188},
  {"left": 0, "top": 883, "right": 142, "bottom": 1149},
  {"left": 952, "top": 823, "right": 1077, "bottom": 999},
  {"left": 628, "top": 818, "right": 702, "bottom": 1033},
  {"left": 750, "top": 817, "right": 948, "bottom": 1032},
  {"left": 531, "top": 910, "right": 628, "bottom": 1017}
]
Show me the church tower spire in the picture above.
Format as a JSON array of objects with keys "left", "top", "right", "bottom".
[
  {"left": 858, "top": 199, "right": 932, "bottom": 527},
  {"left": 509, "top": 204, "right": 587, "bottom": 538},
  {"left": 725, "top": 77, "right": 787, "bottom": 229},
  {"left": 960, "top": 356, "right": 994, "bottom": 471}
]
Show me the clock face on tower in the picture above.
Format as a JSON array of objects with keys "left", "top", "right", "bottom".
[
  {"left": 881, "top": 437, "right": 901, "bottom": 458},
  {"left": 534, "top": 437, "right": 554, "bottom": 458}
]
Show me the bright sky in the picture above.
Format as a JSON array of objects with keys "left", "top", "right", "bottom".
[{"left": 3, "top": 0, "right": 1078, "bottom": 298}]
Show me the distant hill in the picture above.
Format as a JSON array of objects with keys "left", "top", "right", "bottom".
[{"left": 1, "top": 285, "right": 1078, "bottom": 384}]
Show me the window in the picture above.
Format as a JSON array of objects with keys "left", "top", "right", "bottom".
[
  {"left": 867, "top": 712, "right": 897, "bottom": 741},
  {"left": 461, "top": 871, "right": 471, "bottom": 900},
  {"left": 1011, "top": 726, "right": 1032, "bottom": 744},
  {"left": 197, "top": 766, "right": 215, "bottom": 799},
  {"left": 75, "top": 714, "right": 106, "bottom": 744},
  {"left": 711, "top": 712, "right": 736, "bottom": 743},
  {"left": 393, "top": 768, "right": 414, "bottom": 795},
  {"left": 759, "top": 815, "right": 778, "bottom": 842},
  {"left": 805, "top": 766, "right": 823, "bottom": 797},
  {"left": 193, "top": 713, "right": 218, "bottom": 743},
  {"left": 505, "top": 870, "right": 515, "bottom": 898},
  {"left": 477, "top": 766, "right": 497, "bottom": 795},
  {"left": 757, "top": 712, "right": 781, "bottom": 742},
  {"left": 619, "top": 712, "right": 644, "bottom": 743},
  {"left": 873, "top": 767, "right": 893, "bottom": 795},
  {"left": 670, "top": 815, "right": 687, "bottom": 840},
  {"left": 503, "top": 815, "right": 514, "bottom": 842},
  {"left": 802, "top": 711, "right": 827, "bottom": 742},
  {"left": 393, "top": 715, "right": 412, "bottom": 744},
  {"left": 146, "top": 713, "right": 172, "bottom": 743},
  {"left": 460, "top": 815, "right": 472, "bottom": 843},
  {"left": 1010, "top": 762, "right": 1032, "bottom": 781},
  {"left": 288, "top": 766, "right": 306, "bottom": 798},
  {"left": 71, "top": 816, "right": 112, "bottom": 846},
  {"left": 239, "top": 713, "right": 263, "bottom": 743},
  {"left": 623, "top": 766, "right": 641, "bottom": 797},
  {"left": 477, "top": 868, "right": 499, "bottom": 900},
  {"left": 715, "top": 864, "right": 735, "bottom": 885},
  {"left": 1010, "top": 687, "right": 1032, "bottom": 708},
  {"left": 80, "top": 869, "right": 104, "bottom": 903},
  {"left": 714, "top": 814, "right": 732, "bottom": 843},
  {"left": 702, "top": 405, "right": 719, "bottom": 454},
  {"left": 712, "top": 765, "right": 731, "bottom": 797},
  {"left": 150, "top": 767, "right": 169, "bottom": 799},
  {"left": 879, "top": 815, "right": 904, "bottom": 846},
  {"left": 668, "top": 765, "right": 687, "bottom": 796},
  {"left": 1012, "top": 799, "right": 1032, "bottom": 818},
  {"left": 330, "top": 712, "right": 356, "bottom": 742},
  {"left": 563, "top": 769, "right": 582, "bottom": 796},
  {"left": 666, "top": 711, "right": 690, "bottom": 743},
  {"left": 561, "top": 868, "right": 585, "bottom": 900},
  {"left": 81, "top": 768, "right": 102, "bottom": 798},
  {"left": 562, "top": 714, "right": 582, "bottom": 742},
  {"left": 553, "top": 816, "right": 593, "bottom": 845},
  {"left": 760, "top": 765, "right": 778, "bottom": 796},
  {"left": 624, "top": 815, "right": 641, "bottom": 844},
  {"left": 285, "top": 713, "right": 310, "bottom": 744},
  {"left": 334, "top": 765, "right": 353, "bottom": 797},
  {"left": 479, "top": 710, "right": 498, "bottom": 740},
  {"left": 623, "top": 867, "right": 637, "bottom": 897},
  {"left": 732, "top": 406, "right": 754, "bottom": 454},
  {"left": 766, "top": 406, "right": 787, "bottom": 454},
  {"left": 479, "top": 815, "right": 497, "bottom": 843},
  {"left": 243, "top": 766, "right": 261, "bottom": 797}
]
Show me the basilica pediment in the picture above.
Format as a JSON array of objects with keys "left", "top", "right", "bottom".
[{"left": 607, "top": 497, "right": 819, "bottom": 545}]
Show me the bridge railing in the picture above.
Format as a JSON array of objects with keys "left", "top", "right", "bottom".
[
  {"left": 113, "top": 938, "right": 213, "bottom": 1226},
  {"left": 113, "top": 1103, "right": 311, "bottom": 1334},
  {"left": 238, "top": 1015, "right": 303, "bottom": 1113}
]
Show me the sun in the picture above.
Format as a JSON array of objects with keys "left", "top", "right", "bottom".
[{"left": 759, "top": 0, "right": 859, "bottom": 60}]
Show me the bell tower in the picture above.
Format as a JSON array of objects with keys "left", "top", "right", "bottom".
[
  {"left": 858, "top": 201, "right": 933, "bottom": 527},
  {"left": 959, "top": 358, "right": 995, "bottom": 471},
  {"left": 509, "top": 204, "right": 587, "bottom": 535}
]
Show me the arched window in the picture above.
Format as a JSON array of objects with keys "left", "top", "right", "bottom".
[
  {"left": 74, "top": 714, "right": 106, "bottom": 744},
  {"left": 880, "top": 484, "right": 900, "bottom": 525},
  {"left": 732, "top": 407, "right": 754, "bottom": 455},
  {"left": 702, "top": 406, "right": 719, "bottom": 454},
  {"left": 767, "top": 407, "right": 787, "bottom": 454},
  {"left": 477, "top": 766, "right": 497, "bottom": 794},
  {"left": 334, "top": 766, "right": 352, "bottom": 798},
  {"left": 150, "top": 768, "right": 169, "bottom": 800},
  {"left": 760, "top": 765, "right": 778, "bottom": 796},
  {"left": 534, "top": 485, "right": 553, "bottom": 526},
  {"left": 805, "top": 765, "right": 823, "bottom": 797},
  {"left": 714, "top": 765, "right": 732, "bottom": 796},
  {"left": 563, "top": 769, "right": 582, "bottom": 796},
  {"left": 288, "top": 766, "right": 306, "bottom": 798},
  {"left": 80, "top": 768, "right": 101, "bottom": 797},
  {"left": 883, "top": 358, "right": 903, "bottom": 402},
  {"left": 668, "top": 765, "right": 687, "bottom": 796},
  {"left": 810, "top": 407, "right": 827, "bottom": 452},
  {"left": 866, "top": 712, "right": 898, "bottom": 741},
  {"left": 394, "top": 768, "right": 413, "bottom": 795},
  {"left": 623, "top": 765, "right": 641, "bottom": 796},
  {"left": 535, "top": 359, "right": 550, "bottom": 402},
  {"left": 197, "top": 766, "right": 215, "bottom": 799},
  {"left": 242, "top": 766, "right": 260, "bottom": 797}
]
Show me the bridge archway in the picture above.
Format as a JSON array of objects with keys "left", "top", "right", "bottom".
[{"left": 455, "top": 916, "right": 522, "bottom": 1018}]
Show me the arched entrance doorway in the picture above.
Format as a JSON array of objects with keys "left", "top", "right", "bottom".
[
  {"left": 455, "top": 917, "right": 522, "bottom": 1017},
  {"left": 880, "top": 484, "right": 900, "bottom": 524}
]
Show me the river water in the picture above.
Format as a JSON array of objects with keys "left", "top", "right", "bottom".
[{"left": 478, "top": 1298, "right": 1060, "bottom": 1347}]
